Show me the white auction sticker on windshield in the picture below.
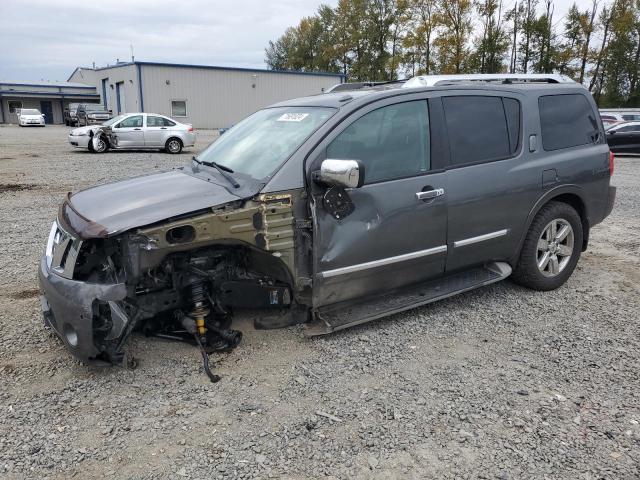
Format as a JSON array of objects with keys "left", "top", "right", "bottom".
[{"left": 277, "top": 113, "right": 309, "bottom": 122}]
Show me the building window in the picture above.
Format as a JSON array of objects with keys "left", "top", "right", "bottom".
[
  {"left": 8, "top": 101, "right": 22, "bottom": 113},
  {"left": 171, "top": 100, "right": 187, "bottom": 117}
]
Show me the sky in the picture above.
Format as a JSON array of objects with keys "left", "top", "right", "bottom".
[{"left": 0, "top": 0, "right": 580, "bottom": 83}]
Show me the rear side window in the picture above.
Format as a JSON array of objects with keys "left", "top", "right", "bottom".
[
  {"left": 442, "top": 96, "right": 519, "bottom": 166},
  {"left": 539, "top": 94, "right": 598, "bottom": 151}
]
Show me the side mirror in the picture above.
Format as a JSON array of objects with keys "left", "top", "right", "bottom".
[
  {"left": 607, "top": 130, "right": 616, "bottom": 135},
  {"left": 318, "top": 159, "right": 365, "bottom": 188}
]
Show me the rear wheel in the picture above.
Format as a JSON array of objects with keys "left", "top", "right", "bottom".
[
  {"left": 165, "top": 137, "right": 183, "bottom": 154},
  {"left": 512, "top": 201, "right": 583, "bottom": 291}
]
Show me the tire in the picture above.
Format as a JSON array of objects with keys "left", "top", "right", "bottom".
[
  {"left": 165, "top": 137, "right": 183, "bottom": 154},
  {"left": 512, "top": 201, "right": 583, "bottom": 291},
  {"left": 89, "top": 135, "right": 109, "bottom": 154}
]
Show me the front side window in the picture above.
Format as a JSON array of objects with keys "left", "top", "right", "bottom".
[
  {"left": 196, "top": 106, "right": 335, "bottom": 180},
  {"left": 171, "top": 100, "right": 187, "bottom": 117},
  {"left": 326, "top": 100, "right": 430, "bottom": 184},
  {"left": 117, "top": 115, "right": 143, "bottom": 128},
  {"left": 443, "top": 96, "right": 517, "bottom": 166},
  {"left": 539, "top": 94, "right": 598, "bottom": 151}
]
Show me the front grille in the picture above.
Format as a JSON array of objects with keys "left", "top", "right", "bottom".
[{"left": 50, "top": 225, "right": 82, "bottom": 279}]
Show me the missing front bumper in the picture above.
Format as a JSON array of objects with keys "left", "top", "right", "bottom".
[{"left": 38, "top": 256, "right": 129, "bottom": 364}]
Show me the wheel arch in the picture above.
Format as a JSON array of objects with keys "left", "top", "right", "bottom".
[
  {"left": 165, "top": 136, "right": 183, "bottom": 151},
  {"left": 513, "top": 185, "right": 590, "bottom": 263}
]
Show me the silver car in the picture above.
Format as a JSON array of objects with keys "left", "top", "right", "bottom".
[{"left": 68, "top": 113, "right": 196, "bottom": 154}]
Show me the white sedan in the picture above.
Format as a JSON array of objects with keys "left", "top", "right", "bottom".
[
  {"left": 68, "top": 112, "right": 196, "bottom": 154},
  {"left": 18, "top": 109, "right": 46, "bottom": 127}
]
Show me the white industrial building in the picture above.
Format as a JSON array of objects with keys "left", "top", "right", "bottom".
[{"left": 67, "top": 61, "right": 344, "bottom": 128}]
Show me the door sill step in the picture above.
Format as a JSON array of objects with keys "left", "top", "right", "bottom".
[{"left": 304, "top": 261, "right": 512, "bottom": 336}]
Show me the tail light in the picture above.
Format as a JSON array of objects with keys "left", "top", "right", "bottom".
[
  {"left": 609, "top": 150, "right": 615, "bottom": 176},
  {"left": 188, "top": 126, "right": 193, "bottom": 132}
]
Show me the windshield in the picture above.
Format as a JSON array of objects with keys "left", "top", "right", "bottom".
[
  {"left": 20, "top": 109, "right": 40, "bottom": 115},
  {"left": 196, "top": 106, "right": 335, "bottom": 179},
  {"left": 102, "top": 115, "right": 125, "bottom": 126},
  {"left": 85, "top": 104, "right": 106, "bottom": 112}
]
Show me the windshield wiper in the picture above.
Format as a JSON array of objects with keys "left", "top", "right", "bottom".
[{"left": 192, "top": 156, "right": 240, "bottom": 188}]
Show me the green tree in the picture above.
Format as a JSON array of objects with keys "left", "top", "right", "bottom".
[
  {"left": 434, "top": 0, "right": 474, "bottom": 73},
  {"left": 472, "top": 0, "right": 510, "bottom": 73}
]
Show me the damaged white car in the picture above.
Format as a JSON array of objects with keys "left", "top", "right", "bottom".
[{"left": 68, "top": 113, "right": 195, "bottom": 154}]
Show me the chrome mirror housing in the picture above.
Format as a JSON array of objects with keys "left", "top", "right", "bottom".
[{"left": 318, "top": 159, "right": 365, "bottom": 188}]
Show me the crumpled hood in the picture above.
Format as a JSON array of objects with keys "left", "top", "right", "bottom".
[
  {"left": 66, "top": 169, "right": 243, "bottom": 236},
  {"left": 70, "top": 125, "right": 102, "bottom": 135}
]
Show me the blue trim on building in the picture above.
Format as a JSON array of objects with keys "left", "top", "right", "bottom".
[
  {"left": 69, "top": 60, "right": 345, "bottom": 81},
  {"left": 136, "top": 63, "right": 144, "bottom": 112},
  {"left": 115, "top": 82, "right": 122, "bottom": 114},
  {"left": 101, "top": 78, "right": 108, "bottom": 109},
  {"left": 0, "top": 90, "right": 100, "bottom": 98},
  {"left": 0, "top": 82, "right": 96, "bottom": 90}
]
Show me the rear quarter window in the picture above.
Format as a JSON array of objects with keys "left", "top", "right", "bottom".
[{"left": 539, "top": 94, "right": 599, "bottom": 151}]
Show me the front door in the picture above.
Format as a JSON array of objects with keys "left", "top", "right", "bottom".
[
  {"left": 112, "top": 115, "right": 144, "bottom": 147},
  {"left": 310, "top": 96, "right": 448, "bottom": 307},
  {"left": 40, "top": 101, "right": 53, "bottom": 124}
]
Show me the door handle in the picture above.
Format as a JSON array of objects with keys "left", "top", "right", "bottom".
[
  {"left": 160, "top": 127, "right": 167, "bottom": 130},
  {"left": 416, "top": 188, "right": 445, "bottom": 201},
  {"left": 134, "top": 128, "right": 142, "bottom": 130}
]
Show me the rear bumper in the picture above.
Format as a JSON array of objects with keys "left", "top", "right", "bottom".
[
  {"left": 38, "top": 256, "right": 128, "bottom": 364},
  {"left": 183, "top": 132, "right": 196, "bottom": 147}
]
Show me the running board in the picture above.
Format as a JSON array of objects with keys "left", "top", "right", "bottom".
[{"left": 304, "top": 262, "right": 512, "bottom": 336}]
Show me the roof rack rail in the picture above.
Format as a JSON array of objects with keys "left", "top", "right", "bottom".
[{"left": 402, "top": 73, "right": 577, "bottom": 88}]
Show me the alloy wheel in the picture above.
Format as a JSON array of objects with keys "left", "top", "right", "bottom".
[{"left": 536, "top": 218, "right": 574, "bottom": 277}]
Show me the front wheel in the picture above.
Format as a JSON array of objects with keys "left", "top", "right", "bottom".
[
  {"left": 89, "top": 135, "right": 109, "bottom": 153},
  {"left": 512, "top": 201, "right": 583, "bottom": 291},
  {"left": 165, "top": 137, "right": 183, "bottom": 154}
]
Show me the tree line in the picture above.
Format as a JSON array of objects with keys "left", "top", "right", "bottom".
[{"left": 264, "top": 0, "right": 640, "bottom": 107}]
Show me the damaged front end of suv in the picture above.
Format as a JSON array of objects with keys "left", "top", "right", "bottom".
[{"left": 40, "top": 105, "right": 335, "bottom": 379}]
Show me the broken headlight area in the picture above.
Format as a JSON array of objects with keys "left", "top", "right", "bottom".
[{"left": 44, "top": 235, "right": 299, "bottom": 381}]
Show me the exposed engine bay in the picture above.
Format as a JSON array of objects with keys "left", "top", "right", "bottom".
[{"left": 40, "top": 192, "right": 311, "bottom": 382}]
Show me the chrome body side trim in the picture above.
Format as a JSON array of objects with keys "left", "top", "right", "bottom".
[
  {"left": 454, "top": 229, "right": 508, "bottom": 248},
  {"left": 320, "top": 245, "right": 447, "bottom": 278}
]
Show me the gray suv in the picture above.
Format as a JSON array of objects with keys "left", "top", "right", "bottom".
[
  {"left": 38, "top": 75, "right": 616, "bottom": 379},
  {"left": 76, "top": 103, "right": 112, "bottom": 126}
]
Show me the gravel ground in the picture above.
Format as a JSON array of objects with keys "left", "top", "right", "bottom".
[{"left": 0, "top": 125, "right": 638, "bottom": 480}]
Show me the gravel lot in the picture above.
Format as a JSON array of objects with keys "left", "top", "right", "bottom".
[{"left": 0, "top": 125, "right": 638, "bottom": 479}]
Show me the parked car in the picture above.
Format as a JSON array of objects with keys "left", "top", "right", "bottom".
[
  {"left": 606, "top": 121, "right": 640, "bottom": 154},
  {"left": 17, "top": 108, "right": 46, "bottom": 127},
  {"left": 76, "top": 103, "right": 112, "bottom": 126},
  {"left": 39, "top": 74, "right": 615, "bottom": 381},
  {"left": 63, "top": 103, "right": 82, "bottom": 126},
  {"left": 68, "top": 112, "right": 195, "bottom": 153}
]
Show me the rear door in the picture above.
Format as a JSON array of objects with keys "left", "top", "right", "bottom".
[
  {"left": 112, "top": 115, "right": 144, "bottom": 147},
  {"left": 441, "top": 92, "right": 535, "bottom": 272},
  {"left": 309, "top": 94, "right": 449, "bottom": 307},
  {"left": 145, "top": 115, "right": 176, "bottom": 147}
]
